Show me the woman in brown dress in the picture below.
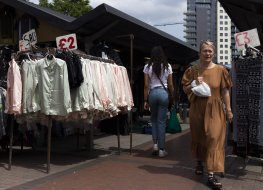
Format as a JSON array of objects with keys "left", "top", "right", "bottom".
[{"left": 181, "top": 40, "right": 233, "bottom": 189}]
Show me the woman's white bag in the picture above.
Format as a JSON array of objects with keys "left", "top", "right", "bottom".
[{"left": 191, "top": 80, "right": 211, "bottom": 97}]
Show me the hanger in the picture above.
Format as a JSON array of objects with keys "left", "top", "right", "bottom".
[
  {"left": 46, "top": 47, "right": 56, "bottom": 60},
  {"left": 244, "top": 44, "right": 262, "bottom": 58}
]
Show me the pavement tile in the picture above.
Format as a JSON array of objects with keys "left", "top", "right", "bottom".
[{"left": 0, "top": 125, "right": 262, "bottom": 190}]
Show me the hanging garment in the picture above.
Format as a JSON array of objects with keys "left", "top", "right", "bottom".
[
  {"left": 55, "top": 51, "right": 84, "bottom": 89},
  {"left": 0, "top": 87, "right": 7, "bottom": 138},
  {"left": 5, "top": 59, "right": 22, "bottom": 115},
  {"left": 233, "top": 57, "right": 263, "bottom": 157},
  {"left": 21, "top": 59, "right": 40, "bottom": 113},
  {"left": 35, "top": 56, "right": 72, "bottom": 116}
]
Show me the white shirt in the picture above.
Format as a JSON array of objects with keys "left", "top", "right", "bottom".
[
  {"left": 143, "top": 63, "right": 173, "bottom": 89},
  {"left": 35, "top": 56, "right": 72, "bottom": 116}
]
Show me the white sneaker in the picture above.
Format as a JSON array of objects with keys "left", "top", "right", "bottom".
[
  {"left": 152, "top": 144, "right": 158, "bottom": 156},
  {"left": 159, "top": 150, "right": 168, "bottom": 157},
  {"left": 153, "top": 144, "right": 158, "bottom": 151}
]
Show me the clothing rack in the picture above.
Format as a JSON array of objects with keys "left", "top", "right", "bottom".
[
  {"left": 72, "top": 50, "right": 115, "bottom": 64},
  {"left": 8, "top": 49, "right": 55, "bottom": 173}
]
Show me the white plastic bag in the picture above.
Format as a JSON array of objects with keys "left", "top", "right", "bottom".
[{"left": 191, "top": 80, "right": 211, "bottom": 97}]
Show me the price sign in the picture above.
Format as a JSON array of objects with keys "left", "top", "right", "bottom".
[
  {"left": 22, "top": 29, "right": 37, "bottom": 49},
  {"left": 56, "top": 33, "right": 77, "bottom": 50},
  {"left": 234, "top": 28, "right": 260, "bottom": 51}
]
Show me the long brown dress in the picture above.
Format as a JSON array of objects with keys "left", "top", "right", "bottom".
[{"left": 181, "top": 64, "right": 232, "bottom": 173}]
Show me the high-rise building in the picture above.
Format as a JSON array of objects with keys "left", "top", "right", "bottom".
[
  {"left": 184, "top": 0, "right": 238, "bottom": 65},
  {"left": 217, "top": 1, "right": 231, "bottom": 65},
  {"left": 184, "top": 0, "right": 217, "bottom": 48}
]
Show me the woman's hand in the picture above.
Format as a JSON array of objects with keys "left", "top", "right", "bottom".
[
  {"left": 196, "top": 76, "right": 203, "bottom": 84},
  {"left": 226, "top": 110, "right": 233, "bottom": 123},
  {"left": 144, "top": 101, "right": 149, "bottom": 110}
]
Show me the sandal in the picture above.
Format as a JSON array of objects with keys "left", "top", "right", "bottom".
[
  {"left": 195, "top": 162, "right": 204, "bottom": 175},
  {"left": 207, "top": 176, "right": 222, "bottom": 189}
]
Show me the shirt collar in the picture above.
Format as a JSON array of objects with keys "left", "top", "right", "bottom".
[{"left": 43, "top": 55, "right": 56, "bottom": 68}]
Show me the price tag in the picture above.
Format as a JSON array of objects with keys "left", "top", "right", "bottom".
[
  {"left": 22, "top": 29, "right": 37, "bottom": 50},
  {"left": 56, "top": 33, "right": 77, "bottom": 50},
  {"left": 234, "top": 28, "right": 260, "bottom": 51}
]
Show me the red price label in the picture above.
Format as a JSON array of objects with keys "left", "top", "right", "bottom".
[
  {"left": 235, "top": 32, "right": 250, "bottom": 47},
  {"left": 234, "top": 28, "right": 260, "bottom": 51},
  {"left": 56, "top": 33, "right": 77, "bottom": 50}
]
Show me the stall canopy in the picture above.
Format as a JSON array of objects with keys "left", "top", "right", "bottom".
[
  {"left": 0, "top": 0, "right": 199, "bottom": 65},
  {"left": 219, "top": 0, "right": 263, "bottom": 50}
]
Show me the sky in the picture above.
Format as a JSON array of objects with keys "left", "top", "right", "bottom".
[{"left": 29, "top": 0, "right": 186, "bottom": 41}]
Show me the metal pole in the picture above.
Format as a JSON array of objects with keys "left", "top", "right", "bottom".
[
  {"left": 114, "top": 33, "right": 134, "bottom": 155},
  {"left": 8, "top": 115, "right": 14, "bottom": 170},
  {"left": 129, "top": 34, "right": 134, "bottom": 155},
  {"left": 117, "top": 117, "right": 120, "bottom": 155},
  {"left": 47, "top": 116, "right": 52, "bottom": 173}
]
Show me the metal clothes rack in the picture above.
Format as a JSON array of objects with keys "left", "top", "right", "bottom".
[
  {"left": 114, "top": 34, "right": 134, "bottom": 154},
  {"left": 8, "top": 49, "right": 54, "bottom": 173}
]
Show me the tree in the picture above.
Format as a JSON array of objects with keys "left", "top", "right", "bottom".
[{"left": 39, "top": 0, "right": 93, "bottom": 18}]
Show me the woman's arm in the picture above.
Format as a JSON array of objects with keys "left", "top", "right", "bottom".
[
  {"left": 221, "top": 88, "right": 233, "bottom": 123},
  {"left": 144, "top": 73, "right": 149, "bottom": 110},
  {"left": 183, "top": 84, "right": 192, "bottom": 94},
  {"left": 167, "top": 74, "right": 175, "bottom": 104}
]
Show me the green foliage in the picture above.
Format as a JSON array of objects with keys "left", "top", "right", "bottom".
[{"left": 39, "top": 0, "right": 93, "bottom": 18}]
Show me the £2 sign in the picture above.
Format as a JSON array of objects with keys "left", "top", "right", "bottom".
[
  {"left": 56, "top": 33, "right": 77, "bottom": 50},
  {"left": 234, "top": 28, "right": 260, "bottom": 51}
]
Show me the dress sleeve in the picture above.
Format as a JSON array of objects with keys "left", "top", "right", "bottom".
[
  {"left": 181, "top": 66, "right": 194, "bottom": 86},
  {"left": 220, "top": 67, "right": 232, "bottom": 90}
]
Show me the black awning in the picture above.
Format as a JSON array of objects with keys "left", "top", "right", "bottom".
[
  {"left": 219, "top": 0, "right": 263, "bottom": 50},
  {"left": 0, "top": 0, "right": 199, "bottom": 65}
]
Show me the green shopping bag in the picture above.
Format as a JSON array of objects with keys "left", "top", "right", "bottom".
[{"left": 166, "top": 106, "right": 182, "bottom": 133}]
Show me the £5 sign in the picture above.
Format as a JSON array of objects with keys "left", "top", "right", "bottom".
[
  {"left": 234, "top": 28, "right": 260, "bottom": 51},
  {"left": 56, "top": 33, "right": 77, "bottom": 50},
  {"left": 22, "top": 29, "right": 37, "bottom": 49}
]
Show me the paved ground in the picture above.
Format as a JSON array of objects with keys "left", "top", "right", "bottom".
[{"left": 0, "top": 123, "right": 263, "bottom": 190}]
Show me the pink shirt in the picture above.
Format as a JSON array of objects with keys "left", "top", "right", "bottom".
[{"left": 5, "top": 59, "right": 22, "bottom": 114}]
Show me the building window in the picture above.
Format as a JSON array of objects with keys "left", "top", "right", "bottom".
[
  {"left": 225, "top": 50, "right": 228, "bottom": 54},
  {"left": 225, "top": 39, "right": 228, "bottom": 42},
  {"left": 225, "top": 56, "right": 228, "bottom": 59},
  {"left": 220, "top": 39, "right": 223, "bottom": 42}
]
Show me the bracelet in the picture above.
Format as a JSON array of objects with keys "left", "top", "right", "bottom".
[{"left": 226, "top": 109, "right": 232, "bottom": 112}]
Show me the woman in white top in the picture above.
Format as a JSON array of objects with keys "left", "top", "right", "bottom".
[{"left": 143, "top": 46, "right": 175, "bottom": 157}]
